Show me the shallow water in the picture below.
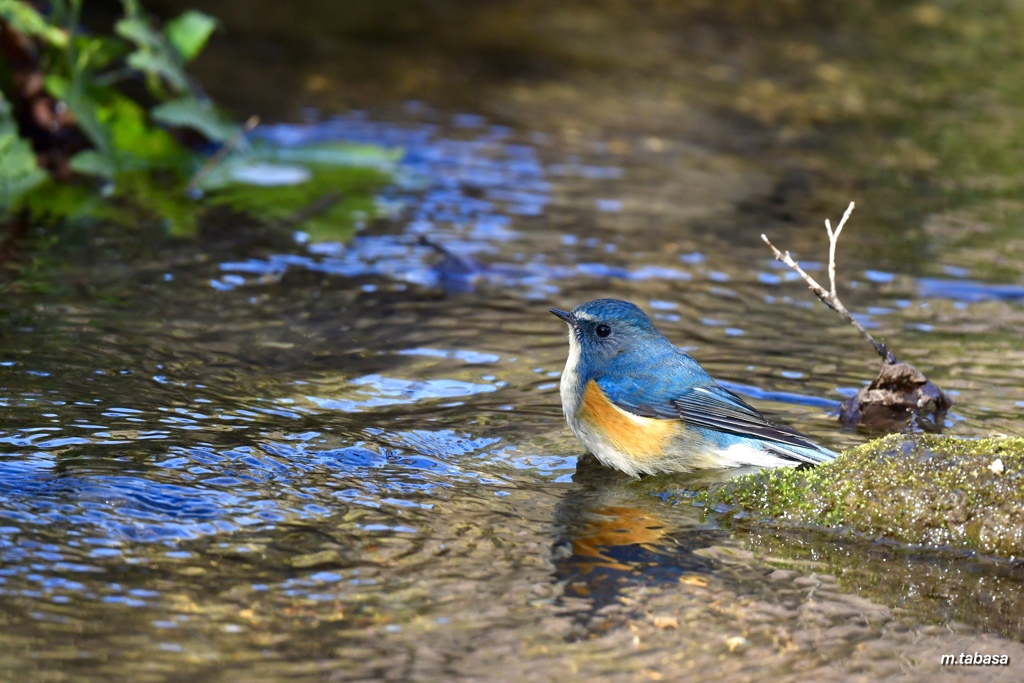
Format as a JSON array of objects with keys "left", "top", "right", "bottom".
[{"left": 5, "top": 1, "right": 1024, "bottom": 680}]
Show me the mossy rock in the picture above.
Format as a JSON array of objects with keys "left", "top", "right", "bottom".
[{"left": 704, "top": 434, "right": 1024, "bottom": 557}]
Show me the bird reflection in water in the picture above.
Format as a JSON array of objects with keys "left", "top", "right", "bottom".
[{"left": 552, "top": 456, "right": 759, "bottom": 606}]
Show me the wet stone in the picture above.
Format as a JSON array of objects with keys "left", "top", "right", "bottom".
[{"left": 705, "top": 434, "right": 1024, "bottom": 558}]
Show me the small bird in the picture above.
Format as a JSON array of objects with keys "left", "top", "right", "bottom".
[{"left": 551, "top": 299, "right": 836, "bottom": 477}]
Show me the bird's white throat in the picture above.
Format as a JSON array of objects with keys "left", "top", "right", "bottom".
[{"left": 559, "top": 328, "right": 583, "bottom": 419}]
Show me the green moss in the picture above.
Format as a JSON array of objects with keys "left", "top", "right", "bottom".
[{"left": 704, "top": 434, "right": 1024, "bottom": 557}]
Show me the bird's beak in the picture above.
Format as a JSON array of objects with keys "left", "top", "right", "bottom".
[{"left": 549, "top": 308, "right": 577, "bottom": 328}]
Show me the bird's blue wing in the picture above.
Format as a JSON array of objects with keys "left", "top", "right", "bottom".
[
  {"left": 671, "top": 384, "right": 824, "bottom": 451},
  {"left": 597, "top": 374, "right": 823, "bottom": 452},
  {"left": 594, "top": 346, "right": 714, "bottom": 418},
  {"left": 595, "top": 371, "right": 693, "bottom": 419}
]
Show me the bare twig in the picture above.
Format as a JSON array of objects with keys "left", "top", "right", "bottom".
[
  {"left": 186, "top": 115, "right": 260, "bottom": 195},
  {"left": 825, "top": 201, "right": 854, "bottom": 299},
  {"left": 762, "top": 201, "right": 897, "bottom": 364}
]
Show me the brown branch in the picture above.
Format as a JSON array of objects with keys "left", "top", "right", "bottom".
[{"left": 761, "top": 201, "right": 897, "bottom": 365}]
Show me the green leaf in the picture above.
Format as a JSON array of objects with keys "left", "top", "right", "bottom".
[
  {"left": 121, "top": 0, "right": 142, "bottom": 20},
  {"left": 151, "top": 97, "right": 238, "bottom": 142},
  {"left": 18, "top": 182, "right": 131, "bottom": 226},
  {"left": 206, "top": 162, "right": 390, "bottom": 242},
  {"left": 126, "top": 50, "right": 189, "bottom": 93},
  {"left": 0, "top": 0, "right": 69, "bottom": 47},
  {"left": 101, "top": 95, "right": 187, "bottom": 168},
  {"left": 118, "top": 174, "right": 198, "bottom": 237},
  {"left": 71, "top": 33, "right": 127, "bottom": 73},
  {"left": 164, "top": 10, "right": 218, "bottom": 63},
  {"left": 114, "top": 17, "right": 163, "bottom": 51},
  {"left": 116, "top": 16, "right": 191, "bottom": 94},
  {"left": 265, "top": 142, "right": 403, "bottom": 168},
  {"left": 0, "top": 93, "right": 47, "bottom": 214},
  {"left": 68, "top": 150, "right": 115, "bottom": 178},
  {"left": 43, "top": 74, "right": 70, "bottom": 100},
  {"left": 0, "top": 132, "right": 47, "bottom": 214},
  {"left": 64, "top": 86, "right": 112, "bottom": 156},
  {"left": 68, "top": 93, "right": 188, "bottom": 176}
]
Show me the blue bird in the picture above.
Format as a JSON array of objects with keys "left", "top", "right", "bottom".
[{"left": 550, "top": 299, "right": 836, "bottom": 477}]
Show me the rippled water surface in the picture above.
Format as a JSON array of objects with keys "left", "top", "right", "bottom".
[{"left": 5, "top": 1, "right": 1024, "bottom": 680}]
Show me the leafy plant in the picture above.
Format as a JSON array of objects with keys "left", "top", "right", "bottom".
[
  {"left": 0, "top": 0, "right": 234, "bottom": 216},
  {"left": 0, "top": 0, "right": 398, "bottom": 285},
  {"left": 0, "top": 91, "right": 47, "bottom": 209}
]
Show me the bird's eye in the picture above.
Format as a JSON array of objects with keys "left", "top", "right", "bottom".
[{"left": 595, "top": 324, "right": 612, "bottom": 338}]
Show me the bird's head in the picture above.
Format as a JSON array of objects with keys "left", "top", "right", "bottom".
[{"left": 550, "top": 298, "right": 668, "bottom": 377}]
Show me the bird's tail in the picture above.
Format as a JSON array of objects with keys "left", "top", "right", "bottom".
[{"left": 766, "top": 441, "right": 837, "bottom": 466}]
